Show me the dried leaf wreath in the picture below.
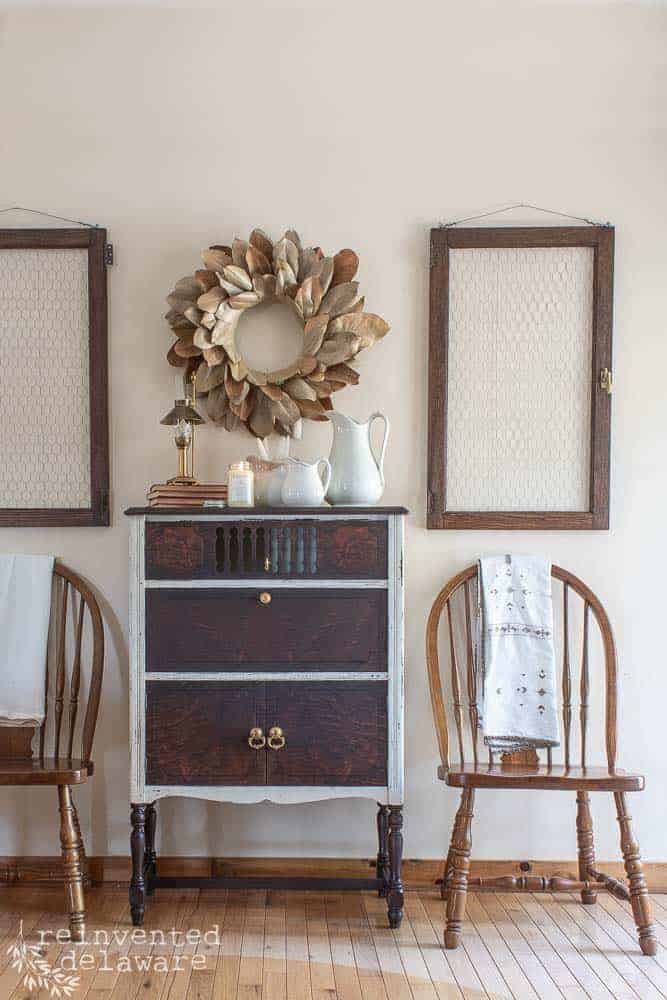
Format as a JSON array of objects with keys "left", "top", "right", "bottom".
[{"left": 165, "top": 228, "right": 389, "bottom": 436}]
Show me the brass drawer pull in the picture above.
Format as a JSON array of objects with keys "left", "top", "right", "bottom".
[
  {"left": 267, "top": 726, "right": 286, "bottom": 751},
  {"left": 259, "top": 591, "right": 272, "bottom": 606},
  {"left": 248, "top": 727, "right": 266, "bottom": 750},
  {"left": 264, "top": 557, "right": 271, "bottom": 572}
]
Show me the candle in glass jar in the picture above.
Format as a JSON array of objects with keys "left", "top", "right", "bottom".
[{"left": 228, "top": 461, "right": 254, "bottom": 507}]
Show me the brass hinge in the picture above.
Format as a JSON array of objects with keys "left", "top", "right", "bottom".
[
  {"left": 104, "top": 242, "right": 114, "bottom": 266},
  {"left": 599, "top": 368, "right": 613, "bottom": 395}
]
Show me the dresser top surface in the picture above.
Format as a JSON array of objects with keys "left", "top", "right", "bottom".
[{"left": 125, "top": 506, "right": 409, "bottom": 517}]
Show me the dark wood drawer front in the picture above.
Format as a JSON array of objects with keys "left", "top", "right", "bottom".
[
  {"left": 145, "top": 682, "right": 265, "bottom": 785},
  {"left": 144, "top": 520, "right": 387, "bottom": 580},
  {"left": 265, "top": 682, "right": 387, "bottom": 786},
  {"left": 146, "top": 589, "right": 387, "bottom": 673}
]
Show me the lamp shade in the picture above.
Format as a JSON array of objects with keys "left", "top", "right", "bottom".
[{"left": 160, "top": 399, "right": 204, "bottom": 426}]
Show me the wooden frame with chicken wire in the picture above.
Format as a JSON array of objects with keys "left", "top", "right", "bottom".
[
  {"left": 427, "top": 226, "right": 614, "bottom": 530},
  {"left": 0, "top": 228, "right": 109, "bottom": 526}
]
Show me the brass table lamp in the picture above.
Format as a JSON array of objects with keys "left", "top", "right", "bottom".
[{"left": 160, "top": 398, "right": 204, "bottom": 485}]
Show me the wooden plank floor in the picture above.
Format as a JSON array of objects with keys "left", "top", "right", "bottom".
[{"left": 0, "top": 887, "right": 665, "bottom": 999}]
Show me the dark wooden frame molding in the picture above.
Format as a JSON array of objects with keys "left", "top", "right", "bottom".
[
  {"left": 427, "top": 225, "right": 614, "bottom": 530},
  {"left": 0, "top": 228, "right": 110, "bottom": 527}
]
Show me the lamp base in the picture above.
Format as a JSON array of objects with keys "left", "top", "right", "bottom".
[{"left": 166, "top": 475, "right": 200, "bottom": 486}]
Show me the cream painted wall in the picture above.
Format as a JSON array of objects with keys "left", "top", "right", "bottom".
[{"left": 0, "top": 1, "right": 665, "bottom": 863}]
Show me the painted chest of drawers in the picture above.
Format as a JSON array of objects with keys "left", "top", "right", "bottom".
[{"left": 125, "top": 507, "right": 407, "bottom": 926}]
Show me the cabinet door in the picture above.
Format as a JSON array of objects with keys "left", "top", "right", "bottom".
[
  {"left": 146, "top": 588, "right": 387, "bottom": 673},
  {"left": 145, "top": 681, "right": 265, "bottom": 785},
  {"left": 265, "top": 682, "right": 387, "bottom": 786}
]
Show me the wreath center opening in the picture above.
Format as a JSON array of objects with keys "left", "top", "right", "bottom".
[{"left": 235, "top": 298, "right": 304, "bottom": 376}]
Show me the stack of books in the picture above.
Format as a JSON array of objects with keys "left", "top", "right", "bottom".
[{"left": 146, "top": 482, "right": 228, "bottom": 508}]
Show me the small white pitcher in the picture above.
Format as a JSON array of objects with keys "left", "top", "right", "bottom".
[
  {"left": 281, "top": 458, "right": 331, "bottom": 507},
  {"left": 326, "top": 410, "right": 389, "bottom": 506}
]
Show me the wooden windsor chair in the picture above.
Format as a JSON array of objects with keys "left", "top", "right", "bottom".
[
  {"left": 0, "top": 563, "right": 104, "bottom": 942},
  {"left": 426, "top": 563, "right": 657, "bottom": 956}
]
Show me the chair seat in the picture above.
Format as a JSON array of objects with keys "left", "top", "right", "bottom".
[
  {"left": 438, "top": 762, "right": 644, "bottom": 791},
  {"left": 0, "top": 758, "right": 93, "bottom": 786}
]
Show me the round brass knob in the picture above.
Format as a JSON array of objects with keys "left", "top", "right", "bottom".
[
  {"left": 259, "top": 591, "right": 272, "bottom": 606},
  {"left": 248, "top": 727, "right": 266, "bottom": 750},
  {"left": 267, "top": 726, "right": 286, "bottom": 751}
]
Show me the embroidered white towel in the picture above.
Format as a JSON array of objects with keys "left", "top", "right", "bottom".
[
  {"left": 0, "top": 554, "right": 54, "bottom": 727},
  {"left": 477, "top": 554, "right": 560, "bottom": 752}
]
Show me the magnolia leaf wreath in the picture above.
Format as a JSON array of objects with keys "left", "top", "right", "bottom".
[{"left": 165, "top": 228, "right": 389, "bottom": 436}]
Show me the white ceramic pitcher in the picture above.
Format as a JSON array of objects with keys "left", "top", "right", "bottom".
[
  {"left": 326, "top": 411, "right": 390, "bottom": 506},
  {"left": 281, "top": 458, "right": 332, "bottom": 507}
]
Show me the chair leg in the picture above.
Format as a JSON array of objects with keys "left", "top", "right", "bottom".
[
  {"left": 441, "top": 795, "right": 466, "bottom": 899},
  {"left": 70, "top": 797, "right": 91, "bottom": 889},
  {"left": 57, "top": 785, "right": 86, "bottom": 942},
  {"left": 445, "top": 788, "right": 474, "bottom": 950},
  {"left": 614, "top": 791, "right": 657, "bottom": 956},
  {"left": 576, "top": 791, "right": 597, "bottom": 904},
  {"left": 441, "top": 847, "right": 454, "bottom": 900}
]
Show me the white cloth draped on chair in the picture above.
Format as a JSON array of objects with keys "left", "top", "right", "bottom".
[
  {"left": 477, "top": 554, "right": 560, "bottom": 752},
  {"left": 0, "top": 553, "right": 54, "bottom": 726}
]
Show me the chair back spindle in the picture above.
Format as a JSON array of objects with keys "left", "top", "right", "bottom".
[
  {"left": 446, "top": 602, "right": 465, "bottom": 766},
  {"left": 580, "top": 603, "right": 590, "bottom": 767},
  {"left": 562, "top": 582, "right": 572, "bottom": 768},
  {"left": 53, "top": 579, "right": 69, "bottom": 758},
  {"left": 67, "top": 594, "right": 86, "bottom": 759},
  {"left": 39, "top": 625, "right": 50, "bottom": 760},
  {"left": 39, "top": 564, "right": 104, "bottom": 764},
  {"left": 426, "top": 565, "right": 618, "bottom": 773},
  {"left": 463, "top": 582, "right": 479, "bottom": 767}
]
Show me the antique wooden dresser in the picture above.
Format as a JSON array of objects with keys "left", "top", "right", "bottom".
[{"left": 125, "top": 506, "right": 406, "bottom": 927}]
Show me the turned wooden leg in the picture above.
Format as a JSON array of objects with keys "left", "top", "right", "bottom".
[
  {"left": 145, "top": 803, "right": 157, "bottom": 896},
  {"left": 130, "top": 804, "right": 147, "bottom": 927},
  {"left": 58, "top": 786, "right": 86, "bottom": 942},
  {"left": 441, "top": 848, "right": 454, "bottom": 900},
  {"left": 441, "top": 796, "right": 466, "bottom": 900},
  {"left": 614, "top": 792, "right": 657, "bottom": 956},
  {"left": 70, "top": 795, "right": 91, "bottom": 888},
  {"left": 386, "top": 805, "right": 404, "bottom": 929},
  {"left": 376, "top": 804, "right": 390, "bottom": 897},
  {"left": 576, "top": 791, "right": 597, "bottom": 904},
  {"left": 445, "top": 788, "right": 474, "bottom": 949}
]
